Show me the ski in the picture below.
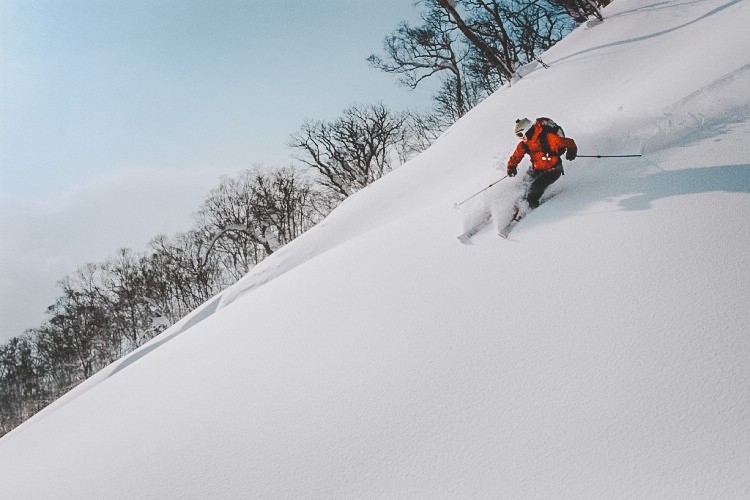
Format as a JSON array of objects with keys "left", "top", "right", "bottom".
[
  {"left": 498, "top": 213, "right": 525, "bottom": 239},
  {"left": 498, "top": 219, "right": 519, "bottom": 239},
  {"left": 457, "top": 212, "right": 492, "bottom": 244},
  {"left": 498, "top": 192, "right": 557, "bottom": 239},
  {"left": 460, "top": 192, "right": 559, "bottom": 242},
  {"left": 498, "top": 199, "right": 529, "bottom": 239}
]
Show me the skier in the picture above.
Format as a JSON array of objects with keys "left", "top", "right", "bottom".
[{"left": 507, "top": 117, "right": 577, "bottom": 210}]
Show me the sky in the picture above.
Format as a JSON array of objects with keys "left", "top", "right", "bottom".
[
  {"left": 2, "top": 0, "right": 749, "bottom": 496},
  {"left": 0, "top": 0, "right": 437, "bottom": 342}
]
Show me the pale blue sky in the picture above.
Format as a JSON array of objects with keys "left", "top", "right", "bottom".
[{"left": 0, "top": 0, "right": 437, "bottom": 340}]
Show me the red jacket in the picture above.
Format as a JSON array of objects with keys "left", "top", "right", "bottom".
[{"left": 508, "top": 126, "right": 577, "bottom": 171}]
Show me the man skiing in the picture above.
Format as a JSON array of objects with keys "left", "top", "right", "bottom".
[{"left": 507, "top": 117, "right": 577, "bottom": 210}]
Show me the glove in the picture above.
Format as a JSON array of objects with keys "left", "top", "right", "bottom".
[
  {"left": 565, "top": 149, "right": 577, "bottom": 161},
  {"left": 507, "top": 165, "right": 517, "bottom": 177}
]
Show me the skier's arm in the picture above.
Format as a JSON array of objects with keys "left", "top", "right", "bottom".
[
  {"left": 552, "top": 135, "right": 577, "bottom": 160},
  {"left": 507, "top": 142, "right": 527, "bottom": 169}
]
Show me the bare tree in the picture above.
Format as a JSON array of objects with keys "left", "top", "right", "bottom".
[
  {"left": 98, "top": 249, "right": 169, "bottom": 353},
  {"left": 148, "top": 231, "right": 227, "bottom": 313},
  {"left": 397, "top": 109, "right": 449, "bottom": 162},
  {"left": 435, "top": 0, "right": 516, "bottom": 81},
  {"left": 550, "top": 0, "right": 604, "bottom": 22},
  {"left": 0, "top": 334, "right": 42, "bottom": 434},
  {"left": 371, "top": 0, "right": 574, "bottom": 123},
  {"left": 33, "top": 279, "right": 108, "bottom": 383},
  {"left": 441, "top": 1, "right": 574, "bottom": 83},
  {"left": 195, "top": 174, "right": 270, "bottom": 277},
  {"left": 194, "top": 166, "right": 329, "bottom": 280},
  {"left": 288, "top": 103, "right": 408, "bottom": 200},
  {"left": 247, "top": 167, "right": 329, "bottom": 246},
  {"left": 368, "top": 6, "right": 471, "bottom": 117}
]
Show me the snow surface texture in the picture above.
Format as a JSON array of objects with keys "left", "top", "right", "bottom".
[{"left": 2, "top": 0, "right": 749, "bottom": 498}]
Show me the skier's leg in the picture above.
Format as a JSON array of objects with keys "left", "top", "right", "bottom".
[
  {"left": 510, "top": 169, "right": 536, "bottom": 220},
  {"left": 525, "top": 169, "right": 561, "bottom": 208}
]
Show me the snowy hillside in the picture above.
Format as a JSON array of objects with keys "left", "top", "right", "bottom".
[{"left": 2, "top": 0, "right": 749, "bottom": 498}]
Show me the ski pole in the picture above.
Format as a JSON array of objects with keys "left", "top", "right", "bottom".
[
  {"left": 454, "top": 175, "right": 508, "bottom": 209},
  {"left": 577, "top": 154, "right": 642, "bottom": 158}
]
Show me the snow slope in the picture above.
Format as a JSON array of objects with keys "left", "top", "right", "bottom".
[{"left": 2, "top": 0, "right": 749, "bottom": 497}]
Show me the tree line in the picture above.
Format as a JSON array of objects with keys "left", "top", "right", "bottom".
[{"left": 1, "top": 0, "right": 606, "bottom": 436}]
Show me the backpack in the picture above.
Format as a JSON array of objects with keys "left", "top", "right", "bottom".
[
  {"left": 534, "top": 117, "right": 566, "bottom": 173},
  {"left": 535, "top": 116, "right": 565, "bottom": 146}
]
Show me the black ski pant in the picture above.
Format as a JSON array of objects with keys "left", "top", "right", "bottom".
[{"left": 523, "top": 166, "right": 562, "bottom": 208}]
